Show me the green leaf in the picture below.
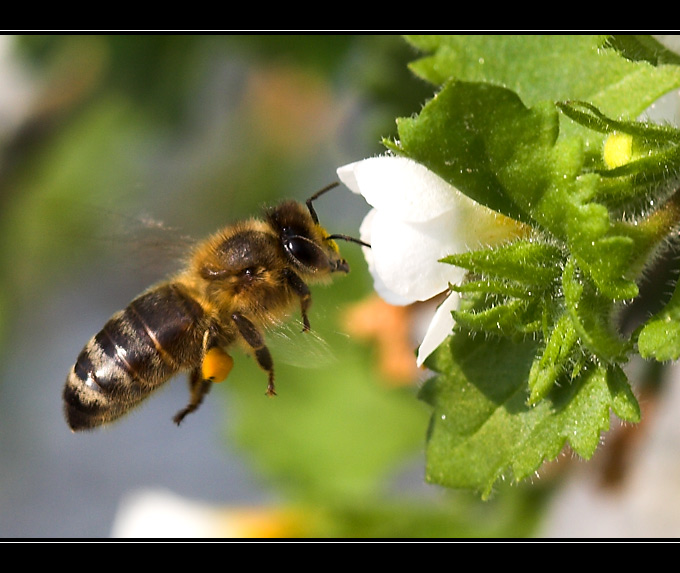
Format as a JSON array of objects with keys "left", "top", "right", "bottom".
[
  {"left": 419, "top": 335, "right": 539, "bottom": 497},
  {"left": 394, "top": 80, "right": 556, "bottom": 224},
  {"left": 420, "top": 334, "right": 639, "bottom": 497},
  {"left": 562, "top": 258, "right": 631, "bottom": 361},
  {"left": 607, "top": 35, "right": 680, "bottom": 67},
  {"left": 450, "top": 279, "right": 532, "bottom": 299},
  {"left": 557, "top": 100, "right": 680, "bottom": 142},
  {"left": 638, "top": 276, "right": 680, "bottom": 361},
  {"left": 556, "top": 100, "right": 680, "bottom": 210},
  {"left": 606, "top": 363, "right": 642, "bottom": 423},
  {"left": 405, "top": 35, "right": 680, "bottom": 144},
  {"left": 528, "top": 313, "right": 579, "bottom": 405},
  {"left": 396, "top": 80, "right": 642, "bottom": 300},
  {"left": 395, "top": 34, "right": 679, "bottom": 498},
  {"left": 452, "top": 297, "right": 542, "bottom": 336},
  {"left": 407, "top": 35, "right": 619, "bottom": 103},
  {"left": 442, "top": 239, "right": 563, "bottom": 286}
]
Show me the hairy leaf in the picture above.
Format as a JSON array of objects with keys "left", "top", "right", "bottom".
[
  {"left": 638, "top": 276, "right": 680, "bottom": 361},
  {"left": 420, "top": 335, "right": 639, "bottom": 497},
  {"left": 405, "top": 34, "right": 680, "bottom": 146},
  {"left": 396, "top": 35, "right": 680, "bottom": 495}
]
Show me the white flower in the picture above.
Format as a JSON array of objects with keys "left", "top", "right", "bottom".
[
  {"left": 337, "top": 156, "right": 525, "bottom": 367},
  {"left": 111, "top": 488, "right": 306, "bottom": 538}
]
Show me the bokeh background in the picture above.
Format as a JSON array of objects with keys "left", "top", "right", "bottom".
[{"left": 2, "top": 34, "right": 680, "bottom": 538}]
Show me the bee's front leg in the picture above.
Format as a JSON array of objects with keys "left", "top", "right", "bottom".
[{"left": 283, "top": 269, "right": 312, "bottom": 332}]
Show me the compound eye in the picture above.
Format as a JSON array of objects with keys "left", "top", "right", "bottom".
[{"left": 284, "top": 235, "right": 329, "bottom": 271}]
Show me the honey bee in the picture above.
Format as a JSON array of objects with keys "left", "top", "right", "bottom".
[{"left": 63, "top": 183, "right": 368, "bottom": 431}]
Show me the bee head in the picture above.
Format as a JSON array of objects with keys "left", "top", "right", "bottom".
[{"left": 267, "top": 183, "right": 369, "bottom": 278}]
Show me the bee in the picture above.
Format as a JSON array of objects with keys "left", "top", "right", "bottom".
[{"left": 63, "top": 183, "right": 368, "bottom": 431}]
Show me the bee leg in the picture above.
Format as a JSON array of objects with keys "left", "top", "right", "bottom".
[
  {"left": 284, "top": 269, "right": 312, "bottom": 332},
  {"left": 173, "top": 367, "right": 212, "bottom": 425},
  {"left": 231, "top": 312, "right": 276, "bottom": 396}
]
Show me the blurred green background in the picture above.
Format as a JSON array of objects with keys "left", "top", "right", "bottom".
[{"left": 0, "top": 34, "right": 611, "bottom": 538}]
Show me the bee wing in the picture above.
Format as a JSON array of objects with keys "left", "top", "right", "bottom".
[
  {"left": 73, "top": 204, "right": 198, "bottom": 281},
  {"left": 265, "top": 319, "right": 339, "bottom": 369}
]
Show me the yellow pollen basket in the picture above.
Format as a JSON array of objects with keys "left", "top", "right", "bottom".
[{"left": 202, "top": 347, "right": 234, "bottom": 383}]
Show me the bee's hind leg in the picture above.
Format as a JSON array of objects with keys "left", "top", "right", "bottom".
[
  {"left": 173, "top": 367, "right": 212, "bottom": 426},
  {"left": 173, "top": 331, "right": 234, "bottom": 426}
]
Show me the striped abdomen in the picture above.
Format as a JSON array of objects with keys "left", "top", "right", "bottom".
[{"left": 63, "top": 283, "right": 206, "bottom": 431}]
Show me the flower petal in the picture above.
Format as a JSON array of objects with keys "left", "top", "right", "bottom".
[
  {"left": 337, "top": 156, "right": 462, "bottom": 223},
  {"left": 416, "top": 292, "right": 459, "bottom": 367},
  {"left": 359, "top": 209, "right": 415, "bottom": 305},
  {"left": 367, "top": 208, "right": 466, "bottom": 302}
]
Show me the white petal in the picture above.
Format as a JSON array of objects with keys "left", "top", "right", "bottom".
[
  {"left": 358, "top": 207, "right": 375, "bottom": 254},
  {"left": 359, "top": 210, "right": 414, "bottom": 305},
  {"left": 370, "top": 270, "right": 419, "bottom": 306},
  {"left": 369, "top": 209, "right": 466, "bottom": 302},
  {"left": 416, "top": 292, "right": 460, "bottom": 367},
  {"left": 336, "top": 161, "right": 361, "bottom": 195},
  {"left": 337, "top": 156, "right": 462, "bottom": 223}
]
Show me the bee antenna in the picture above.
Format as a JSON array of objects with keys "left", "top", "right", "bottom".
[
  {"left": 307, "top": 182, "right": 370, "bottom": 248},
  {"left": 327, "top": 234, "right": 371, "bottom": 248},
  {"left": 306, "top": 182, "right": 340, "bottom": 224}
]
